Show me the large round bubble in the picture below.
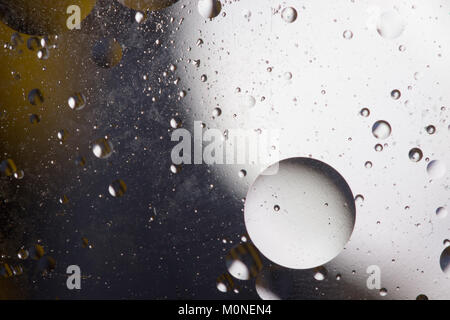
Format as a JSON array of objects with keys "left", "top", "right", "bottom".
[{"left": 244, "top": 157, "right": 356, "bottom": 269}]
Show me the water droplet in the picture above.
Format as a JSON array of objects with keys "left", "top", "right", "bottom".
[
  {"left": 200, "top": 74, "right": 207, "bottom": 82},
  {"left": 372, "top": 120, "right": 392, "bottom": 140},
  {"left": 197, "top": 0, "right": 221, "bottom": 19},
  {"left": 242, "top": 95, "right": 256, "bottom": 108},
  {"left": 28, "top": 89, "right": 44, "bottom": 105},
  {"left": 92, "top": 138, "right": 114, "bottom": 159},
  {"left": 37, "top": 47, "right": 49, "bottom": 60},
  {"left": 426, "top": 125, "right": 436, "bottom": 135},
  {"left": 436, "top": 207, "right": 448, "bottom": 219},
  {"left": 379, "top": 288, "right": 388, "bottom": 297},
  {"left": 170, "top": 118, "right": 182, "bottom": 129},
  {"left": 135, "top": 11, "right": 145, "bottom": 24},
  {"left": 416, "top": 294, "right": 428, "bottom": 300},
  {"left": 440, "top": 246, "right": 450, "bottom": 274},
  {"left": 360, "top": 108, "right": 370, "bottom": 117},
  {"left": 238, "top": 169, "right": 247, "bottom": 178},
  {"left": 244, "top": 157, "right": 356, "bottom": 269},
  {"left": 313, "top": 266, "right": 327, "bottom": 281},
  {"left": 170, "top": 164, "right": 181, "bottom": 174},
  {"left": 109, "top": 179, "right": 127, "bottom": 197},
  {"left": 376, "top": 11, "right": 405, "bottom": 39},
  {"left": 13, "top": 170, "right": 24, "bottom": 180},
  {"left": 284, "top": 72, "right": 293, "bottom": 80},
  {"left": 29, "top": 114, "right": 40, "bottom": 124},
  {"left": 17, "top": 248, "right": 29, "bottom": 260},
  {"left": 225, "top": 243, "right": 262, "bottom": 280},
  {"left": 391, "top": 89, "right": 401, "bottom": 100},
  {"left": 281, "top": 7, "right": 297, "bottom": 23},
  {"left": 212, "top": 107, "right": 222, "bottom": 118},
  {"left": 375, "top": 144, "right": 383, "bottom": 152},
  {"left": 57, "top": 129, "right": 68, "bottom": 142},
  {"left": 355, "top": 194, "right": 365, "bottom": 206},
  {"left": 273, "top": 205, "right": 280, "bottom": 212},
  {"left": 427, "top": 160, "right": 446, "bottom": 179},
  {"left": 27, "top": 37, "right": 41, "bottom": 51},
  {"left": 408, "top": 148, "right": 423, "bottom": 162},
  {"left": 365, "top": 161, "right": 373, "bottom": 169},
  {"left": 343, "top": 30, "right": 353, "bottom": 39},
  {"left": 68, "top": 93, "right": 86, "bottom": 111}
]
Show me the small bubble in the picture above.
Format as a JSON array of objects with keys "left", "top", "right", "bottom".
[
  {"left": 28, "top": 89, "right": 44, "bottom": 105},
  {"left": 281, "top": 7, "right": 297, "bottom": 23},
  {"left": 408, "top": 148, "right": 423, "bottom": 162},
  {"left": 426, "top": 125, "right": 436, "bottom": 135},
  {"left": 436, "top": 207, "right": 448, "bottom": 219},
  {"left": 372, "top": 120, "right": 392, "bottom": 139},
  {"left": 391, "top": 89, "right": 401, "bottom": 100},
  {"left": 68, "top": 93, "right": 86, "bottom": 111},
  {"left": 343, "top": 30, "right": 353, "bottom": 39},
  {"left": 92, "top": 138, "right": 114, "bottom": 159},
  {"left": 360, "top": 108, "right": 370, "bottom": 117},
  {"left": 108, "top": 179, "right": 127, "bottom": 197}
]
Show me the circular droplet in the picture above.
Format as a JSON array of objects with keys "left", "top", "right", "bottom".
[
  {"left": 416, "top": 294, "right": 428, "bottom": 300},
  {"left": 29, "top": 114, "right": 40, "bottom": 124},
  {"left": 17, "top": 248, "right": 29, "bottom": 260},
  {"left": 343, "top": 30, "right": 353, "bottom": 39},
  {"left": 375, "top": 144, "right": 383, "bottom": 152},
  {"left": 360, "top": 108, "right": 370, "bottom": 117},
  {"left": 408, "top": 148, "right": 423, "bottom": 162},
  {"left": 391, "top": 89, "right": 401, "bottom": 100},
  {"left": 13, "top": 170, "right": 24, "bottom": 180},
  {"left": 426, "top": 125, "right": 436, "bottom": 135},
  {"left": 108, "top": 179, "right": 127, "bottom": 197},
  {"left": 238, "top": 169, "right": 247, "bottom": 178},
  {"left": 28, "top": 89, "right": 44, "bottom": 105},
  {"left": 365, "top": 161, "right": 373, "bottom": 169},
  {"left": 170, "top": 164, "right": 181, "bottom": 174},
  {"left": 313, "top": 266, "right": 328, "bottom": 281},
  {"left": 57, "top": 129, "right": 69, "bottom": 142},
  {"left": 170, "top": 118, "right": 182, "bottom": 129},
  {"left": 427, "top": 160, "right": 446, "bottom": 180},
  {"left": 197, "top": 0, "right": 221, "bottom": 19},
  {"left": 212, "top": 107, "right": 222, "bottom": 118},
  {"left": 436, "top": 207, "right": 448, "bottom": 219},
  {"left": 68, "top": 93, "right": 86, "bottom": 111},
  {"left": 244, "top": 157, "right": 356, "bottom": 269},
  {"left": 372, "top": 120, "right": 392, "bottom": 140},
  {"left": 281, "top": 7, "right": 297, "bottom": 23},
  {"left": 242, "top": 95, "right": 256, "bottom": 108},
  {"left": 376, "top": 11, "right": 405, "bottom": 39},
  {"left": 135, "top": 11, "right": 145, "bottom": 23},
  {"left": 92, "top": 138, "right": 114, "bottom": 159},
  {"left": 225, "top": 243, "right": 262, "bottom": 281},
  {"left": 379, "top": 288, "right": 388, "bottom": 297},
  {"left": 440, "top": 246, "right": 450, "bottom": 274}
]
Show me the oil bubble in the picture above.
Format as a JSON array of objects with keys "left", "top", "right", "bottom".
[{"left": 244, "top": 157, "right": 356, "bottom": 269}]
